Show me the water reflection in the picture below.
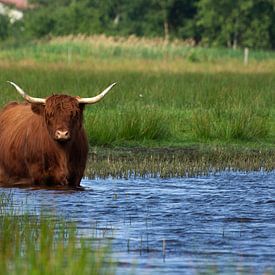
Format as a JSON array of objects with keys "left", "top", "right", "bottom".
[{"left": 1, "top": 171, "right": 274, "bottom": 274}]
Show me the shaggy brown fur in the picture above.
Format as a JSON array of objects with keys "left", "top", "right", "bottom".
[{"left": 0, "top": 95, "right": 88, "bottom": 188}]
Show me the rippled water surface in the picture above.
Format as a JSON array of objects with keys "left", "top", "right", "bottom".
[{"left": 1, "top": 171, "right": 275, "bottom": 274}]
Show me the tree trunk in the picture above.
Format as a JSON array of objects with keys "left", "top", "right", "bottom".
[{"left": 233, "top": 18, "right": 238, "bottom": 50}]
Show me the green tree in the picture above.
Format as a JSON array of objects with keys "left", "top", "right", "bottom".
[
  {"left": 169, "top": 0, "right": 198, "bottom": 41},
  {"left": 20, "top": 0, "right": 275, "bottom": 49},
  {"left": 24, "top": 0, "right": 110, "bottom": 36},
  {"left": 23, "top": 0, "right": 199, "bottom": 40},
  {"left": 105, "top": 0, "right": 198, "bottom": 39},
  {"left": 197, "top": 0, "right": 274, "bottom": 49},
  {"left": 0, "top": 14, "right": 10, "bottom": 40}
]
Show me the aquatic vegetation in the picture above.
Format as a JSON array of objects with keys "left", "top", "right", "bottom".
[
  {"left": 0, "top": 193, "right": 114, "bottom": 275},
  {"left": 85, "top": 147, "right": 275, "bottom": 179}
]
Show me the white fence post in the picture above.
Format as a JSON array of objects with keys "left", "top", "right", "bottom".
[{"left": 244, "top": 47, "right": 249, "bottom": 65}]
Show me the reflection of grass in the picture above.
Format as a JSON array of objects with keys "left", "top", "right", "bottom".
[{"left": 0, "top": 193, "right": 114, "bottom": 275}]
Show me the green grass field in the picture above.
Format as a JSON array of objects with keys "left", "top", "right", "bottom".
[
  {"left": 0, "top": 37, "right": 274, "bottom": 272},
  {"left": 0, "top": 36, "right": 275, "bottom": 149}
]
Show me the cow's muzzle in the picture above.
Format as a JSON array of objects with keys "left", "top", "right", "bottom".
[{"left": 55, "top": 130, "right": 71, "bottom": 142}]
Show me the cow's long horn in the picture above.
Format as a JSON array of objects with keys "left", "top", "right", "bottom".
[
  {"left": 77, "top": 82, "right": 117, "bottom": 104},
  {"left": 7, "top": 81, "right": 46, "bottom": 104}
]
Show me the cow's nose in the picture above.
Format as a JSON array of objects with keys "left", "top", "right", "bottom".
[{"left": 55, "top": 130, "right": 70, "bottom": 141}]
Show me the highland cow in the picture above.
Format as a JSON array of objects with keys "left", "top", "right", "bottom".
[{"left": 0, "top": 81, "right": 116, "bottom": 188}]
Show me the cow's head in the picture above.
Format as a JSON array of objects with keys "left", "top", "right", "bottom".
[{"left": 7, "top": 81, "right": 116, "bottom": 144}]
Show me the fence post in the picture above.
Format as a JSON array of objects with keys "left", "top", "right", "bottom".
[{"left": 244, "top": 47, "right": 249, "bottom": 65}]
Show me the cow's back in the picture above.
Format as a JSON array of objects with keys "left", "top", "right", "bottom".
[
  {"left": 0, "top": 103, "right": 44, "bottom": 154},
  {"left": 0, "top": 103, "right": 54, "bottom": 184}
]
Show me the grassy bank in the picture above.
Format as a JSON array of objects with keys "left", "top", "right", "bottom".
[
  {"left": 0, "top": 37, "right": 275, "bottom": 149},
  {"left": 0, "top": 193, "right": 114, "bottom": 274}
]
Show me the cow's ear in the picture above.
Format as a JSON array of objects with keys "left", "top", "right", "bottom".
[
  {"left": 75, "top": 97, "right": 85, "bottom": 111},
  {"left": 79, "top": 103, "right": 85, "bottom": 111},
  {"left": 31, "top": 103, "right": 45, "bottom": 115}
]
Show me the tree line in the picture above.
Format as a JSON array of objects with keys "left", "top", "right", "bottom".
[{"left": 1, "top": 0, "right": 275, "bottom": 50}]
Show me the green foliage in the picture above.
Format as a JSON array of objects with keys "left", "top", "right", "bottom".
[
  {"left": 22, "top": 0, "right": 198, "bottom": 39},
  {"left": 197, "top": 0, "right": 274, "bottom": 49},
  {"left": 2, "top": 0, "right": 275, "bottom": 49},
  {"left": 0, "top": 15, "right": 10, "bottom": 40},
  {"left": 24, "top": 8, "right": 56, "bottom": 38}
]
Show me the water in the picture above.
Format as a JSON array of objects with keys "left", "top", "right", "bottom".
[{"left": 1, "top": 171, "right": 275, "bottom": 274}]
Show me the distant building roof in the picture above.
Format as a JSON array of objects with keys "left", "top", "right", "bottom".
[{"left": 0, "top": 0, "right": 28, "bottom": 9}]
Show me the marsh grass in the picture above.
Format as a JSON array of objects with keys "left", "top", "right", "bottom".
[
  {"left": 191, "top": 106, "right": 270, "bottom": 141},
  {"left": 0, "top": 39, "right": 275, "bottom": 147},
  {"left": 85, "top": 106, "right": 170, "bottom": 145},
  {"left": 86, "top": 147, "right": 275, "bottom": 179},
  {"left": 0, "top": 66, "right": 273, "bottom": 146},
  {"left": 0, "top": 193, "right": 114, "bottom": 275}
]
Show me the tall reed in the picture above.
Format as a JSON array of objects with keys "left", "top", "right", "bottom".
[
  {"left": 85, "top": 106, "right": 170, "bottom": 145},
  {"left": 190, "top": 105, "right": 270, "bottom": 141},
  {"left": 1, "top": 35, "right": 275, "bottom": 62}
]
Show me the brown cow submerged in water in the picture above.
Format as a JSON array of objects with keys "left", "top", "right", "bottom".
[{"left": 0, "top": 81, "right": 116, "bottom": 188}]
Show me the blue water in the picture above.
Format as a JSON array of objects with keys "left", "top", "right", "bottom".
[{"left": 1, "top": 171, "right": 274, "bottom": 274}]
